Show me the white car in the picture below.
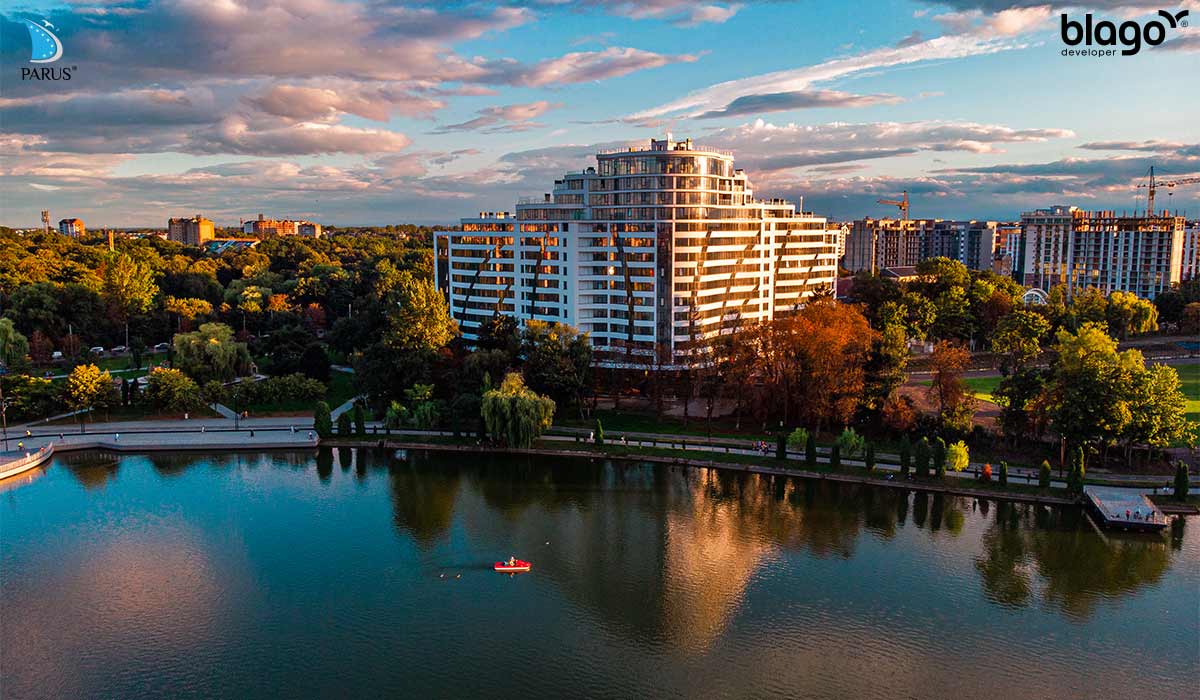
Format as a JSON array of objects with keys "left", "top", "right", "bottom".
[
  {"left": 111, "top": 345, "right": 128, "bottom": 354},
  {"left": 89, "top": 346, "right": 105, "bottom": 355},
  {"left": 153, "top": 342, "right": 170, "bottom": 352},
  {"left": 51, "top": 351, "right": 63, "bottom": 360}
]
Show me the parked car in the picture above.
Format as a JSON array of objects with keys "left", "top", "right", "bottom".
[
  {"left": 89, "top": 346, "right": 105, "bottom": 355},
  {"left": 111, "top": 345, "right": 128, "bottom": 354},
  {"left": 153, "top": 342, "right": 170, "bottom": 352},
  {"left": 51, "top": 351, "right": 63, "bottom": 360}
]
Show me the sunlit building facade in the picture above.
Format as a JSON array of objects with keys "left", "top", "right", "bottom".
[
  {"left": 435, "top": 137, "right": 841, "bottom": 366},
  {"left": 167, "top": 215, "right": 214, "bottom": 246}
]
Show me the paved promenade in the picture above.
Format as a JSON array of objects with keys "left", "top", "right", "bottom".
[{"left": 4, "top": 417, "right": 321, "bottom": 454}]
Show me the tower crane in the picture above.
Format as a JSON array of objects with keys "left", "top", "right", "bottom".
[
  {"left": 1136, "top": 166, "right": 1200, "bottom": 216},
  {"left": 877, "top": 191, "right": 909, "bottom": 220}
]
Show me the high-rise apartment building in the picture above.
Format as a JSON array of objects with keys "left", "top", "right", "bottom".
[
  {"left": 843, "top": 218, "right": 1000, "bottom": 273},
  {"left": 167, "top": 215, "right": 215, "bottom": 246},
  {"left": 1015, "top": 206, "right": 1184, "bottom": 299},
  {"left": 435, "top": 137, "right": 841, "bottom": 366},
  {"left": 58, "top": 218, "right": 85, "bottom": 238},
  {"left": 1183, "top": 221, "right": 1200, "bottom": 282}
]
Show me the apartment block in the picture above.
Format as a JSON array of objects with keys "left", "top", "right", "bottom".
[
  {"left": 167, "top": 215, "right": 214, "bottom": 246},
  {"left": 58, "top": 218, "right": 85, "bottom": 238},
  {"left": 435, "top": 137, "right": 841, "bottom": 366}
]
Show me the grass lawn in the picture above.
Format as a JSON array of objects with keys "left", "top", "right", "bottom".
[
  {"left": 558, "top": 408, "right": 774, "bottom": 441},
  {"left": 1175, "top": 361, "right": 1200, "bottom": 424},
  {"left": 916, "top": 376, "right": 1000, "bottom": 404},
  {"left": 243, "top": 371, "right": 360, "bottom": 416}
]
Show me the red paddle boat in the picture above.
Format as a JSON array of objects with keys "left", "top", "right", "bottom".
[{"left": 494, "top": 557, "right": 532, "bottom": 573}]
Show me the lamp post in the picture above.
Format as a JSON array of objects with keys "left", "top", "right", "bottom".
[{"left": 0, "top": 382, "right": 10, "bottom": 451}]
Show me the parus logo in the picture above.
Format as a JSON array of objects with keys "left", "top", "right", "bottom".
[
  {"left": 1061, "top": 10, "right": 1189, "bottom": 56},
  {"left": 19, "top": 17, "right": 74, "bottom": 80}
]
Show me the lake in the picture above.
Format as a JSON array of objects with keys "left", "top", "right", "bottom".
[{"left": 1, "top": 448, "right": 1196, "bottom": 699}]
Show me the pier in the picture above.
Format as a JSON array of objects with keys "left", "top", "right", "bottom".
[{"left": 1084, "top": 486, "right": 1167, "bottom": 532}]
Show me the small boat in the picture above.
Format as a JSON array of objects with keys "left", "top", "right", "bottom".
[{"left": 494, "top": 558, "right": 532, "bottom": 573}]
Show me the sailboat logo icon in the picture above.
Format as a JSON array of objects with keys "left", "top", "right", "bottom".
[{"left": 21, "top": 18, "right": 64, "bottom": 63}]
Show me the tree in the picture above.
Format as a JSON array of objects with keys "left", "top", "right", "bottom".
[
  {"left": 864, "top": 443, "right": 876, "bottom": 471},
  {"left": 805, "top": 432, "right": 817, "bottom": 467},
  {"left": 353, "top": 401, "right": 367, "bottom": 435},
  {"left": 947, "top": 440, "right": 969, "bottom": 472},
  {"left": 927, "top": 341, "right": 976, "bottom": 434},
  {"left": 829, "top": 443, "right": 841, "bottom": 470},
  {"left": 1039, "top": 460, "right": 1052, "bottom": 488},
  {"left": 144, "top": 367, "right": 201, "bottom": 413},
  {"left": 915, "top": 437, "right": 931, "bottom": 478},
  {"left": 595, "top": 418, "right": 604, "bottom": 445},
  {"left": 992, "top": 309, "right": 1049, "bottom": 374},
  {"left": 314, "top": 401, "right": 333, "bottom": 438},
  {"left": 1174, "top": 461, "right": 1190, "bottom": 501},
  {"left": 0, "top": 318, "right": 29, "bottom": 367},
  {"left": 299, "top": 343, "right": 331, "bottom": 382},
  {"left": 1105, "top": 290, "right": 1157, "bottom": 340},
  {"left": 520, "top": 320, "right": 592, "bottom": 419},
  {"left": 102, "top": 252, "right": 158, "bottom": 320},
  {"left": 899, "top": 436, "right": 911, "bottom": 476},
  {"left": 384, "top": 272, "right": 458, "bottom": 351},
  {"left": 994, "top": 368, "right": 1048, "bottom": 442},
  {"left": 999, "top": 461, "right": 1009, "bottom": 486},
  {"left": 1121, "top": 363, "right": 1196, "bottom": 458},
  {"left": 480, "top": 372, "right": 555, "bottom": 448},
  {"left": 476, "top": 314, "right": 521, "bottom": 357},
  {"left": 65, "top": 364, "right": 114, "bottom": 431},
  {"left": 933, "top": 437, "right": 947, "bottom": 477},
  {"left": 1043, "top": 323, "right": 1135, "bottom": 456},
  {"left": 862, "top": 321, "right": 909, "bottom": 413},
  {"left": 174, "top": 323, "right": 250, "bottom": 383},
  {"left": 337, "top": 411, "right": 352, "bottom": 436}
]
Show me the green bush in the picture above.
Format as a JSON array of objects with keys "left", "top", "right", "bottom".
[
  {"left": 805, "top": 433, "right": 817, "bottom": 467},
  {"left": 595, "top": 418, "right": 604, "bottom": 445},
  {"left": 933, "top": 437, "right": 947, "bottom": 477},
  {"left": 830, "top": 444, "right": 841, "bottom": 470},
  {"left": 946, "top": 440, "right": 969, "bottom": 472},
  {"left": 336, "top": 412, "right": 352, "bottom": 436},
  {"left": 899, "top": 436, "right": 911, "bottom": 477},
  {"left": 1066, "top": 446, "right": 1085, "bottom": 495},
  {"left": 1174, "top": 461, "right": 1190, "bottom": 501},
  {"left": 235, "top": 373, "right": 326, "bottom": 407},
  {"left": 914, "top": 437, "right": 931, "bottom": 478},
  {"left": 787, "top": 427, "right": 809, "bottom": 448},
  {"left": 776, "top": 433, "right": 787, "bottom": 460},
  {"left": 1039, "top": 460, "right": 1052, "bottom": 488},
  {"left": 864, "top": 443, "right": 875, "bottom": 472},
  {"left": 313, "top": 401, "right": 332, "bottom": 438},
  {"left": 353, "top": 401, "right": 366, "bottom": 435},
  {"left": 999, "top": 461, "right": 1009, "bottom": 486},
  {"left": 836, "top": 428, "right": 865, "bottom": 458}
]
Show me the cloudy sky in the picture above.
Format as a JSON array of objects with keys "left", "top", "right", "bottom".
[{"left": 1, "top": 0, "right": 1197, "bottom": 227}]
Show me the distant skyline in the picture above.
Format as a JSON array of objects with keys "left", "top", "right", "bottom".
[{"left": 1, "top": 0, "right": 1198, "bottom": 227}]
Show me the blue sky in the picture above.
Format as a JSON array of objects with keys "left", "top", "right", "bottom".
[{"left": 1, "top": 0, "right": 1197, "bottom": 227}]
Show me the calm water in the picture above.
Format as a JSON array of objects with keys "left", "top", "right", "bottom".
[{"left": 1, "top": 449, "right": 1197, "bottom": 699}]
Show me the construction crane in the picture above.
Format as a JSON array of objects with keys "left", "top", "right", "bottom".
[
  {"left": 877, "top": 191, "right": 910, "bottom": 220},
  {"left": 1136, "top": 166, "right": 1200, "bottom": 216}
]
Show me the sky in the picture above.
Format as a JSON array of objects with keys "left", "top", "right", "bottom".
[{"left": 0, "top": 0, "right": 1197, "bottom": 227}]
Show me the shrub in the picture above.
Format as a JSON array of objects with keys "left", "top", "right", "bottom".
[
  {"left": 999, "top": 461, "right": 1009, "bottom": 486},
  {"left": 1066, "top": 446, "right": 1086, "bottom": 495},
  {"left": 595, "top": 418, "right": 604, "bottom": 445},
  {"left": 1175, "top": 461, "right": 1190, "bottom": 501},
  {"left": 337, "top": 412, "right": 352, "bottom": 436},
  {"left": 914, "top": 437, "right": 931, "bottom": 478},
  {"left": 776, "top": 433, "right": 786, "bottom": 460},
  {"left": 805, "top": 432, "right": 817, "bottom": 467},
  {"left": 353, "top": 401, "right": 366, "bottom": 435},
  {"left": 946, "top": 440, "right": 969, "bottom": 472},
  {"left": 864, "top": 443, "right": 875, "bottom": 472},
  {"left": 899, "top": 436, "right": 911, "bottom": 477},
  {"left": 145, "top": 367, "right": 201, "bottom": 413},
  {"left": 787, "top": 427, "right": 809, "bottom": 448},
  {"left": 830, "top": 444, "right": 841, "bottom": 470},
  {"left": 1039, "top": 460, "right": 1052, "bottom": 488},
  {"left": 980, "top": 463, "right": 992, "bottom": 482},
  {"left": 236, "top": 373, "right": 326, "bottom": 407},
  {"left": 933, "top": 437, "right": 947, "bottom": 477},
  {"left": 314, "top": 401, "right": 332, "bottom": 438},
  {"left": 836, "top": 428, "right": 865, "bottom": 458}
]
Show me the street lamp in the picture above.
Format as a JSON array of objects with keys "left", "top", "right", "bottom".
[{"left": 0, "top": 384, "right": 10, "bottom": 451}]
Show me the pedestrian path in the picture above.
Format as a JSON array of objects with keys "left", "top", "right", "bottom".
[{"left": 330, "top": 396, "right": 364, "bottom": 419}]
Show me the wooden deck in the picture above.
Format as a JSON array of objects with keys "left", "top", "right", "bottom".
[{"left": 1084, "top": 486, "right": 1167, "bottom": 532}]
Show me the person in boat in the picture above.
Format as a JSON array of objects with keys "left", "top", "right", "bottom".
[{"left": 507, "top": 556, "right": 516, "bottom": 567}]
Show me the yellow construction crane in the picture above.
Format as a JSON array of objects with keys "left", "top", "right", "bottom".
[
  {"left": 1136, "top": 166, "right": 1200, "bottom": 216},
  {"left": 877, "top": 191, "right": 910, "bottom": 220}
]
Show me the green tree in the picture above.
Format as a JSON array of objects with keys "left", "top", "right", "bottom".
[
  {"left": 520, "top": 320, "right": 592, "bottom": 419},
  {"left": 481, "top": 372, "right": 555, "bottom": 448},
  {"left": 1044, "top": 323, "right": 1135, "bottom": 455},
  {"left": 864, "top": 443, "right": 876, "bottom": 472},
  {"left": 992, "top": 309, "right": 1049, "bottom": 374},
  {"left": 144, "top": 367, "right": 201, "bottom": 413},
  {"left": 836, "top": 428, "right": 865, "bottom": 458},
  {"left": 102, "top": 252, "right": 158, "bottom": 319},
  {"left": 933, "top": 437, "right": 947, "bottom": 477},
  {"left": 947, "top": 440, "right": 969, "bottom": 472},
  {"left": 353, "top": 401, "right": 367, "bottom": 435},
  {"left": 384, "top": 272, "right": 458, "bottom": 351},
  {"left": 1174, "top": 461, "right": 1190, "bottom": 501},
  {"left": 805, "top": 432, "right": 817, "bottom": 466},
  {"left": 1066, "top": 446, "right": 1086, "bottom": 495},
  {"left": 337, "top": 411, "right": 352, "bottom": 436},
  {"left": 1039, "top": 460, "right": 1052, "bottom": 488},
  {"left": 1105, "top": 290, "right": 1158, "bottom": 340},
  {"left": 863, "top": 321, "right": 909, "bottom": 412},
  {"left": 313, "top": 400, "right": 333, "bottom": 438},
  {"left": 926, "top": 340, "right": 976, "bottom": 434},
  {"left": 1121, "top": 363, "right": 1196, "bottom": 458},
  {"left": 787, "top": 427, "right": 810, "bottom": 449},
  {"left": 65, "top": 363, "right": 114, "bottom": 432},
  {"left": 173, "top": 323, "right": 250, "bottom": 383},
  {"left": 999, "top": 461, "right": 1009, "bottom": 486},
  {"left": 595, "top": 418, "right": 604, "bottom": 445},
  {"left": 899, "top": 436, "right": 911, "bottom": 476},
  {"left": 829, "top": 443, "right": 841, "bottom": 470},
  {"left": 0, "top": 318, "right": 29, "bottom": 367},
  {"left": 914, "top": 437, "right": 931, "bottom": 478}
]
